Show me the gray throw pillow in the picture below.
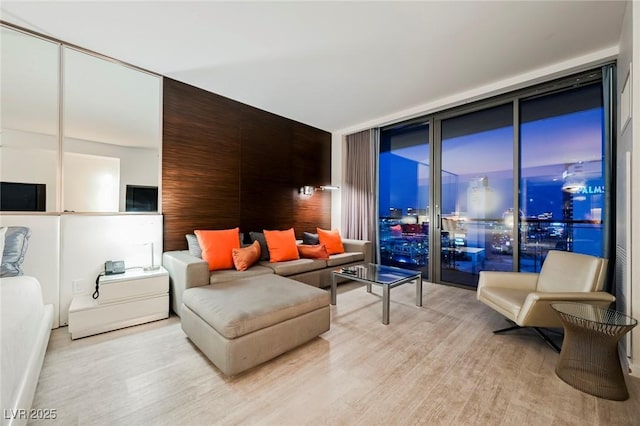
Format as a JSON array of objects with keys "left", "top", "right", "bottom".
[
  {"left": 1, "top": 226, "right": 31, "bottom": 277},
  {"left": 302, "top": 232, "right": 319, "bottom": 245},
  {"left": 185, "top": 234, "right": 202, "bottom": 258},
  {"left": 249, "top": 232, "right": 270, "bottom": 261}
]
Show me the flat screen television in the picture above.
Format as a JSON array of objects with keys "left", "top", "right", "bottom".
[
  {"left": 125, "top": 185, "right": 158, "bottom": 212},
  {"left": 0, "top": 182, "right": 46, "bottom": 212}
]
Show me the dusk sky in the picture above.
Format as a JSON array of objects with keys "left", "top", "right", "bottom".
[{"left": 380, "top": 107, "right": 604, "bottom": 221}]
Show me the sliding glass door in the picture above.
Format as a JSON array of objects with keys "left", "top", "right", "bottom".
[
  {"left": 438, "top": 104, "right": 514, "bottom": 286},
  {"left": 378, "top": 122, "right": 430, "bottom": 280}
]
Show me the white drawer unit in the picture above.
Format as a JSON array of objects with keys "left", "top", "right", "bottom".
[
  {"left": 68, "top": 267, "right": 169, "bottom": 339},
  {"left": 97, "top": 267, "right": 168, "bottom": 304}
]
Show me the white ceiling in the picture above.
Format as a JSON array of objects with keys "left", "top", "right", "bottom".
[{"left": 0, "top": 1, "right": 627, "bottom": 133}]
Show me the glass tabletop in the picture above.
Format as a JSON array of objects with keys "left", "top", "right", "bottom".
[
  {"left": 551, "top": 302, "right": 638, "bottom": 327},
  {"left": 334, "top": 263, "right": 420, "bottom": 285}
]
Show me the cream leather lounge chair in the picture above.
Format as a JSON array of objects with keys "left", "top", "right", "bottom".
[{"left": 477, "top": 250, "right": 615, "bottom": 351}]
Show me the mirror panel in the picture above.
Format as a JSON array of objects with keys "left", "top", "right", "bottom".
[
  {"left": 62, "top": 47, "right": 161, "bottom": 212},
  {"left": 1, "top": 27, "right": 59, "bottom": 212}
]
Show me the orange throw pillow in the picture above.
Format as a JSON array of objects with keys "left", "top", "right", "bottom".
[
  {"left": 232, "top": 240, "right": 261, "bottom": 271},
  {"left": 298, "top": 244, "right": 329, "bottom": 260},
  {"left": 263, "top": 228, "right": 300, "bottom": 262},
  {"left": 317, "top": 228, "right": 345, "bottom": 255},
  {"left": 195, "top": 228, "right": 240, "bottom": 271}
]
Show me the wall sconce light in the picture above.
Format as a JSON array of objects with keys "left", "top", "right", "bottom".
[
  {"left": 299, "top": 185, "right": 340, "bottom": 195},
  {"left": 300, "top": 185, "right": 315, "bottom": 195}
]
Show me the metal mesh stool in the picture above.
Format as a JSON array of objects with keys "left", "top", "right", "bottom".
[{"left": 551, "top": 302, "right": 637, "bottom": 401}]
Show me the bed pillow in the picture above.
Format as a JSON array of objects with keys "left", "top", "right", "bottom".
[
  {"left": 263, "top": 228, "right": 299, "bottom": 262},
  {"left": 298, "top": 244, "right": 329, "bottom": 260},
  {"left": 232, "top": 240, "right": 262, "bottom": 271},
  {"left": 317, "top": 228, "right": 345, "bottom": 255},
  {"left": 1, "top": 226, "right": 31, "bottom": 277},
  {"left": 194, "top": 228, "right": 240, "bottom": 271}
]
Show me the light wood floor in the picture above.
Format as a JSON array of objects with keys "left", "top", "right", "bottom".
[{"left": 31, "top": 282, "right": 640, "bottom": 425}]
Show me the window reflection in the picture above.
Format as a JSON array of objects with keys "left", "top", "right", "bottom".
[
  {"left": 0, "top": 27, "right": 59, "bottom": 212},
  {"left": 62, "top": 47, "right": 161, "bottom": 213}
]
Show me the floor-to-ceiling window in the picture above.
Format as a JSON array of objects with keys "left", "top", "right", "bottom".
[
  {"left": 440, "top": 104, "right": 514, "bottom": 286},
  {"left": 519, "top": 83, "right": 605, "bottom": 272},
  {"left": 377, "top": 67, "right": 613, "bottom": 288},
  {"left": 378, "top": 121, "right": 430, "bottom": 279}
]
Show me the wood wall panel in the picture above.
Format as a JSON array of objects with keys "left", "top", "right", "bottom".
[
  {"left": 163, "top": 78, "right": 331, "bottom": 251},
  {"left": 292, "top": 123, "right": 332, "bottom": 234}
]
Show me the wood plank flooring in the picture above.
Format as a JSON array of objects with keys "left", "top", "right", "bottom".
[{"left": 30, "top": 282, "right": 640, "bottom": 425}]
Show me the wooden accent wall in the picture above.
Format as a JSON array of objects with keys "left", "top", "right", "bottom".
[{"left": 162, "top": 78, "right": 331, "bottom": 251}]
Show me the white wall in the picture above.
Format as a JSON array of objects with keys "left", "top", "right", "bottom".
[
  {"left": 0, "top": 215, "right": 60, "bottom": 328},
  {"left": 63, "top": 152, "right": 120, "bottom": 212},
  {"left": 59, "top": 214, "right": 162, "bottom": 325},
  {"left": 621, "top": 0, "right": 640, "bottom": 376},
  {"left": 64, "top": 138, "right": 158, "bottom": 211}
]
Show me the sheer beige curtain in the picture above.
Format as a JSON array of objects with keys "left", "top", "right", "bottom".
[{"left": 342, "top": 129, "right": 376, "bottom": 246}]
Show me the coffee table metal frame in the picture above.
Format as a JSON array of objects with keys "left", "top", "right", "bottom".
[{"left": 331, "top": 263, "right": 422, "bottom": 325}]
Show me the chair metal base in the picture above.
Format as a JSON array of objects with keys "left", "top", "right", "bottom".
[{"left": 493, "top": 321, "right": 561, "bottom": 352}]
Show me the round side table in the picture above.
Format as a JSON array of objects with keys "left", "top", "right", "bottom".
[{"left": 551, "top": 302, "right": 637, "bottom": 401}]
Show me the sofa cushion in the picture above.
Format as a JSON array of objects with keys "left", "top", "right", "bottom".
[
  {"left": 249, "top": 232, "right": 270, "bottom": 261},
  {"left": 182, "top": 274, "right": 329, "bottom": 339},
  {"left": 302, "top": 232, "right": 319, "bottom": 245},
  {"left": 1, "top": 226, "right": 31, "bottom": 277},
  {"left": 317, "top": 228, "right": 345, "bottom": 255},
  {"left": 264, "top": 228, "right": 299, "bottom": 262},
  {"left": 232, "top": 241, "right": 261, "bottom": 271},
  {"left": 185, "top": 234, "right": 202, "bottom": 258},
  {"left": 209, "top": 265, "right": 273, "bottom": 285},
  {"left": 258, "top": 258, "right": 326, "bottom": 276},
  {"left": 298, "top": 244, "right": 329, "bottom": 260},
  {"left": 326, "top": 251, "right": 365, "bottom": 267},
  {"left": 195, "top": 228, "right": 240, "bottom": 271}
]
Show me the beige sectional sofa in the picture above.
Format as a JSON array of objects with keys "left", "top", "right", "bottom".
[
  {"left": 162, "top": 238, "right": 372, "bottom": 317},
  {"left": 162, "top": 238, "right": 371, "bottom": 376}
]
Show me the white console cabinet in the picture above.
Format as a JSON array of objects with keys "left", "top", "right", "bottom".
[{"left": 68, "top": 267, "right": 169, "bottom": 339}]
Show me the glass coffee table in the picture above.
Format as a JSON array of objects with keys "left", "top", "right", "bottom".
[{"left": 331, "top": 263, "right": 422, "bottom": 325}]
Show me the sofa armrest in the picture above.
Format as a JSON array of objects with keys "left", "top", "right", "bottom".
[
  {"left": 162, "top": 251, "right": 210, "bottom": 316},
  {"left": 342, "top": 239, "right": 373, "bottom": 264}
]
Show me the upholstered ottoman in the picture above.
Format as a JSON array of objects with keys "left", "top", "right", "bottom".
[{"left": 180, "top": 274, "right": 330, "bottom": 376}]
